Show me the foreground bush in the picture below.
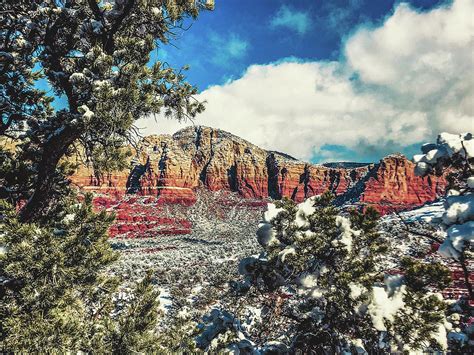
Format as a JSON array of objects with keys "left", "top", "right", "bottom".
[
  {"left": 0, "top": 196, "right": 160, "bottom": 352},
  {"left": 197, "top": 192, "right": 451, "bottom": 353}
]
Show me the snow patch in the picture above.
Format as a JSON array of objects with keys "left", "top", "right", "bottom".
[
  {"left": 256, "top": 222, "right": 279, "bottom": 247},
  {"left": 263, "top": 203, "right": 284, "bottom": 222},
  {"left": 349, "top": 283, "right": 365, "bottom": 300},
  {"left": 78, "top": 105, "right": 94, "bottom": 120},
  {"left": 333, "top": 216, "right": 359, "bottom": 252},
  {"left": 295, "top": 196, "right": 316, "bottom": 228},
  {"left": 438, "top": 221, "right": 474, "bottom": 259},
  {"left": 69, "top": 72, "right": 86, "bottom": 83},
  {"left": 279, "top": 246, "right": 296, "bottom": 262},
  {"left": 442, "top": 195, "right": 474, "bottom": 225},
  {"left": 158, "top": 287, "right": 172, "bottom": 313},
  {"left": 368, "top": 284, "right": 406, "bottom": 331},
  {"left": 467, "top": 176, "right": 474, "bottom": 189}
]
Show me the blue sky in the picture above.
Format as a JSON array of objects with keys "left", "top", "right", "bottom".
[
  {"left": 38, "top": 0, "right": 473, "bottom": 163},
  {"left": 156, "top": 0, "right": 446, "bottom": 90}
]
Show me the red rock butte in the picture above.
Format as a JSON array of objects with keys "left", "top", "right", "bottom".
[{"left": 70, "top": 126, "right": 446, "bottom": 214}]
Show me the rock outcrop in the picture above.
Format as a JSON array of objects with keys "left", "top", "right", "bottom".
[
  {"left": 358, "top": 154, "right": 446, "bottom": 214},
  {"left": 70, "top": 126, "right": 446, "bottom": 213}
]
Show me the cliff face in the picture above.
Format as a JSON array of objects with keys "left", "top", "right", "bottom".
[
  {"left": 70, "top": 126, "right": 446, "bottom": 213},
  {"left": 265, "top": 153, "right": 373, "bottom": 202},
  {"left": 358, "top": 154, "right": 446, "bottom": 214}
]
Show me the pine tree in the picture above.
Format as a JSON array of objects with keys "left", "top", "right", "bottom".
[
  {"left": 197, "top": 193, "right": 452, "bottom": 353},
  {"left": 413, "top": 132, "right": 473, "bottom": 351},
  {"left": 1, "top": 0, "right": 213, "bottom": 222},
  {"left": 106, "top": 271, "right": 162, "bottom": 353},
  {"left": 414, "top": 132, "right": 473, "bottom": 299},
  {"left": 0, "top": 196, "right": 163, "bottom": 352},
  {"left": 1, "top": 0, "right": 213, "bottom": 351}
]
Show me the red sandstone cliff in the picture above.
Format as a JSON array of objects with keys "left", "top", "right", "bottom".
[
  {"left": 70, "top": 126, "right": 446, "bottom": 212},
  {"left": 357, "top": 154, "right": 446, "bottom": 213}
]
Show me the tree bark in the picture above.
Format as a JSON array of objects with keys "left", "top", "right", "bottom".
[
  {"left": 459, "top": 252, "right": 473, "bottom": 301},
  {"left": 19, "top": 125, "right": 79, "bottom": 223}
]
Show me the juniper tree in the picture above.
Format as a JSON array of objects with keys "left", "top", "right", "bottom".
[
  {"left": 0, "top": 197, "right": 162, "bottom": 352},
  {"left": 1, "top": 0, "right": 213, "bottom": 222},
  {"left": 1, "top": 0, "right": 213, "bottom": 351},
  {"left": 413, "top": 133, "right": 473, "bottom": 351},
  {"left": 413, "top": 132, "right": 473, "bottom": 300},
  {"left": 198, "top": 193, "right": 452, "bottom": 353}
]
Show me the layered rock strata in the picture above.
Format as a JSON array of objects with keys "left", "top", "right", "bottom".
[{"left": 71, "top": 126, "right": 446, "bottom": 213}]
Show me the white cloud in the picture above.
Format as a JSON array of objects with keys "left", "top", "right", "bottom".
[
  {"left": 344, "top": 0, "right": 473, "bottom": 138},
  {"left": 270, "top": 5, "right": 312, "bottom": 35},
  {"left": 209, "top": 32, "right": 249, "bottom": 67},
  {"left": 139, "top": 0, "right": 474, "bottom": 162}
]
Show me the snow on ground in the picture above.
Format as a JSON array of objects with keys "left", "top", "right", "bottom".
[
  {"left": 108, "top": 188, "right": 264, "bottom": 325},
  {"left": 158, "top": 287, "right": 173, "bottom": 314},
  {"left": 397, "top": 200, "right": 445, "bottom": 223},
  {"left": 107, "top": 192, "right": 471, "bottom": 339}
]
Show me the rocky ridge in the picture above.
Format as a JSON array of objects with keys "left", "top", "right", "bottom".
[{"left": 71, "top": 126, "right": 446, "bottom": 215}]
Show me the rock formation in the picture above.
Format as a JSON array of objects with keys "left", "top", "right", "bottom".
[
  {"left": 358, "top": 154, "right": 446, "bottom": 214},
  {"left": 71, "top": 126, "right": 446, "bottom": 213}
]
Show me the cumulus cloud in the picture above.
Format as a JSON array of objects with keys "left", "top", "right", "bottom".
[
  {"left": 209, "top": 32, "right": 249, "bottom": 68},
  {"left": 139, "top": 0, "right": 473, "bottom": 163},
  {"left": 270, "top": 5, "right": 312, "bottom": 35},
  {"left": 345, "top": 0, "right": 473, "bottom": 135}
]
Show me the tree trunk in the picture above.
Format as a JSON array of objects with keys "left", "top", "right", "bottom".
[
  {"left": 459, "top": 252, "right": 473, "bottom": 301},
  {"left": 19, "top": 126, "right": 79, "bottom": 223}
]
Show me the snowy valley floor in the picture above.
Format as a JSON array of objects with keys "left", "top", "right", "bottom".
[
  {"left": 103, "top": 192, "right": 471, "bottom": 342},
  {"left": 106, "top": 189, "right": 265, "bottom": 329}
]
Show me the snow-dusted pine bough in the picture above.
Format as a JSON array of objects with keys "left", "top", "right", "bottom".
[
  {"left": 413, "top": 132, "right": 473, "bottom": 300},
  {"left": 196, "top": 132, "right": 473, "bottom": 354}
]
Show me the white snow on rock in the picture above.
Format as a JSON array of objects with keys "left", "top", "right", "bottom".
[{"left": 398, "top": 200, "right": 444, "bottom": 223}]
